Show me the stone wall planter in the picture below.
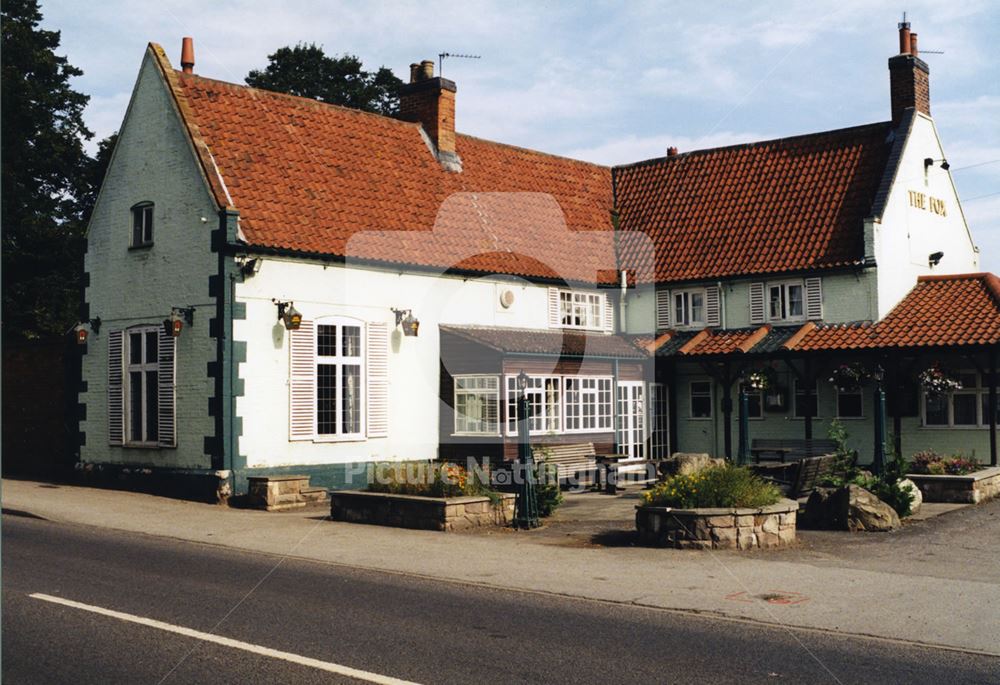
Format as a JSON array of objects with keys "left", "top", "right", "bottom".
[
  {"left": 905, "top": 467, "right": 1000, "bottom": 504},
  {"left": 635, "top": 499, "right": 798, "bottom": 550},
  {"left": 329, "top": 490, "right": 516, "bottom": 532}
]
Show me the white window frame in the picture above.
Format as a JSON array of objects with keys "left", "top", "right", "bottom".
[
  {"left": 767, "top": 279, "right": 805, "bottom": 323},
  {"left": 453, "top": 375, "right": 500, "bottom": 436},
  {"left": 124, "top": 325, "right": 160, "bottom": 446},
  {"left": 315, "top": 317, "right": 365, "bottom": 441},
  {"left": 921, "top": 371, "right": 998, "bottom": 429},
  {"left": 131, "top": 202, "right": 154, "bottom": 248},
  {"left": 506, "top": 375, "right": 562, "bottom": 436},
  {"left": 563, "top": 376, "right": 614, "bottom": 433},
  {"left": 558, "top": 290, "right": 605, "bottom": 331},
  {"left": 689, "top": 380, "right": 713, "bottom": 419},
  {"left": 835, "top": 387, "right": 864, "bottom": 420},
  {"left": 672, "top": 288, "right": 707, "bottom": 329},
  {"left": 792, "top": 379, "right": 820, "bottom": 419}
]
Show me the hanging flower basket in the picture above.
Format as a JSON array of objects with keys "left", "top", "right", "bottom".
[
  {"left": 829, "top": 363, "right": 870, "bottom": 393},
  {"left": 919, "top": 364, "right": 962, "bottom": 397},
  {"left": 745, "top": 367, "right": 776, "bottom": 392}
]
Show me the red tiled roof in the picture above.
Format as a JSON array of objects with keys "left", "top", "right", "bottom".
[
  {"left": 614, "top": 123, "right": 894, "bottom": 283},
  {"left": 151, "top": 45, "right": 615, "bottom": 284},
  {"left": 677, "top": 326, "right": 771, "bottom": 355},
  {"left": 440, "top": 325, "right": 648, "bottom": 358},
  {"left": 794, "top": 274, "right": 1000, "bottom": 350}
]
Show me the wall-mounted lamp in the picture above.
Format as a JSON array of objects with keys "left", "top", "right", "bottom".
[
  {"left": 163, "top": 318, "right": 183, "bottom": 338},
  {"left": 238, "top": 256, "right": 262, "bottom": 277},
  {"left": 391, "top": 308, "right": 420, "bottom": 337},
  {"left": 516, "top": 369, "right": 529, "bottom": 391},
  {"left": 75, "top": 325, "right": 89, "bottom": 345},
  {"left": 928, "top": 250, "right": 944, "bottom": 267},
  {"left": 924, "top": 157, "right": 950, "bottom": 171},
  {"left": 273, "top": 300, "right": 302, "bottom": 330}
]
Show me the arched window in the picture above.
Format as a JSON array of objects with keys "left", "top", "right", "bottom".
[{"left": 131, "top": 202, "right": 154, "bottom": 247}]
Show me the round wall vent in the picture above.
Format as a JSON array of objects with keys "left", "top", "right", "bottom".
[{"left": 499, "top": 289, "right": 515, "bottom": 309}]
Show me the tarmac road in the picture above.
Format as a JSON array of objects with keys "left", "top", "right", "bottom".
[{"left": 4, "top": 514, "right": 999, "bottom": 684}]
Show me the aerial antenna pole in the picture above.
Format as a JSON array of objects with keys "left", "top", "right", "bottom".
[{"left": 438, "top": 52, "right": 481, "bottom": 77}]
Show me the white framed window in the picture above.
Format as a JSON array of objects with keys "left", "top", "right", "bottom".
[
  {"left": 131, "top": 202, "right": 154, "bottom": 247},
  {"left": 454, "top": 375, "right": 500, "bottom": 435},
  {"left": 558, "top": 290, "right": 604, "bottom": 330},
  {"left": 690, "top": 380, "right": 713, "bottom": 419},
  {"left": 673, "top": 288, "right": 706, "bottom": 328},
  {"left": 836, "top": 388, "right": 864, "bottom": 419},
  {"left": 506, "top": 375, "right": 562, "bottom": 435},
  {"left": 564, "top": 377, "right": 613, "bottom": 432},
  {"left": 923, "top": 371, "right": 998, "bottom": 428},
  {"left": 316, "top": 318, "right": 364, "bottom": 439},
  {"left": 793, "top": 379, "right": 819, "bottom": 419},
  {"left": 125, "top": 326, "right": 160, "bottom": 445},
  {"left": 767, "top": 280, "right": 805, "bottom": 322}
]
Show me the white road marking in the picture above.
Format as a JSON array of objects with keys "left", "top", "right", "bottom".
[{"left": 29, "top": 593, "right": 422, "bottom": 685}]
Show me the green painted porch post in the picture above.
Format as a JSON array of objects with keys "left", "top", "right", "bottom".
[
  {"left": 873, "top": 383, "right": 887, "bottom": 477},
  {"left": 737, "top": 387, "right": 750, "bottom": 466}
]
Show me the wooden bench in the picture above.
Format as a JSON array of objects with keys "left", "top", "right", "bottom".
[
  {"left": 533, "top": 443, "right": 601, "bottom": 484},
  {"left": 751, "top": 438, "right": 839, "bottom": 463},
  {"left": 753, "top": 454, "right": 838, "bottom": 499}
]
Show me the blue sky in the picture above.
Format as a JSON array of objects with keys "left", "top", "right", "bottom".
[{"left": 41, "top": 0, "right": 999, "bottom": 270}]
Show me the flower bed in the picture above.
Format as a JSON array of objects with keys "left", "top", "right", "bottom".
[
  {"left": 905, "top": 467, "right": 1000, "bottom": 504},
  {"left": 635, "top": 499, "right": 798, "bottom": 550},
  {"left": 330, "top": 490, "right": 516, "bottom": 531},
  {"left": 642, "top": 463, "right": 781, "bottom": 509}
]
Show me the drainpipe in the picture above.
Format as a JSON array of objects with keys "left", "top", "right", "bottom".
[
  {"left": 717, "top": 281, "right": 726, "bottom": 328},
  {"left": 619, "top": 269, "right": 628, "bottom": 334}
]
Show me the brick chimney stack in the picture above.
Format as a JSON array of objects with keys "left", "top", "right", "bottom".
[
  {"left": 888, "top": 20, "right": 930, "bottom": 124},
  {"left": 399, "top": 59, "right": 461, "bottom": 171}
]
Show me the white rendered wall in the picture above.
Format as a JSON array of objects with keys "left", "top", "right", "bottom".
[
  {"left": 234, "top": 258, "right": 606, "bottom": 468},
  {"left": 874, "top": 114, "right": 978, "bottom": 318}
]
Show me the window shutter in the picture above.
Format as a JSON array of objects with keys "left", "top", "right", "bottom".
[
  {"left": 655, "top": 290, "right": 671, "bottom": 329},
  {"left": 366, "top": 321, "right": 389, "bottom": 438},
  {"left": 108, "top": 330, "right": 124, "bottom": 445},
  {"left": 805, "top": 277, "right": 823, "bottom": 320},
  {"left": 547, "top": 287, "right": 560, "bottom": 327},
  {"left": 602, "top": 294, "right": 614, "bottom": 333},
  {"left": 157, "top": 331, "right": 177, "bottom": 447},
  {"left": 705, "top": 287, "right": 721, "bottom": 327},
  {"left": 749, "top": 282, "right": 766, "bottom": 324},
  {"left": 288, "top": 320, "right": 315, "bottom": 441}
]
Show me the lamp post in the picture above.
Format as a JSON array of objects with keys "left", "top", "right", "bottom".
[
  {"left": 737, "top": 386, "right": 750, "bottom": 466},
  {"left": 514, "top": 370, "right": 539, "bottom": 529}
]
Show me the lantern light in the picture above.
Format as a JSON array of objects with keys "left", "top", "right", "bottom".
[
  {"left": 163, "top": 318, "right": 183, "bottom": 338},
  {"left": 391, "top": 308, "right": 420, "bottom": 337},
  {"left": 273, "top": 300, "right": 302, "bottom": 331},
  {"left": 76, "top": 327, "right": 89, "bottom": 345}
]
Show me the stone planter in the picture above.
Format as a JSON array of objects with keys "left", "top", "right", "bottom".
[
  {"left": 905, "top": 467, "right": 1000, "bottom": 504},
  {"left": 635, "top": 499, "right": 798, "bottom": 550},
  {"left": 329, "top": 490, "right": 516, "bottom": 531}
]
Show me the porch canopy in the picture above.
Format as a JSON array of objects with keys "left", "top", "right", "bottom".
[{"left": 652, "top": 274, "right": 1000, "bottom": 465}]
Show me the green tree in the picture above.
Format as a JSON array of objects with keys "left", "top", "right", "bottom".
[
  {"left": 2, "top": 0, "right": 93, "bottom": 341},
  {"left": 246, "top": 43, "right": 403, "bottom": 116}
]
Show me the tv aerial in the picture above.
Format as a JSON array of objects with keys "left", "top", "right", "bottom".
[{"left": 438, "top": 52, "right": 481, "bottom": 76}]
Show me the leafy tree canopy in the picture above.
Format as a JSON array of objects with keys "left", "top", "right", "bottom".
[
  {"left": 2, "top": 0, "right": 95, "bottom": 341},
  {"left": 246, "top": 43, "right": 403, "bottom": 116}
]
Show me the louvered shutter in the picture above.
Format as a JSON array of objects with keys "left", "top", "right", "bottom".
[
  {"left": 804, "top": 277, "right": 823, "bottom": 320},
  {"left": 366, "top": 321, "right": 389, "bottom": 438},
  {"left": 749, "top": 282, "right": 766, "bottom": 324},
  {"left": 157, "top": 331, "right": 176, "bottom": 447},
  {"left": 547, "top": 287, "right": 561, "bottom": 327},
  {"left": 705, "top": 287, "right": 722, "bottom": 327},
  {"left": 602, "top": 294, "right": 614, "bottom": 333},
  {"left": 288, "top": 320, "right": 315, "bottom": 440},
  {"left": 655, "top": 290, "right": 671, "bottom": 329},
  {"left": 108, "top": 330, "right": 124, "bottom": 445}
]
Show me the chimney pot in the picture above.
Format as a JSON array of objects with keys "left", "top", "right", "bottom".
[
  {"left": 898, "top": 22, "right": 911, "bottom": 54},
  {"left": 909, "top": 32, "right": 919, "bottom": 57},
  {"left": 667, "top": 146, "right": 678, "bottom": 157},
  {"left": 180, "top": 37, "right": 195, "bottom": 74},
  {"left": 409, "top": 63, "right": 420, "bottom": 83},
  {"left": 419, "top": 60, "right": 435, "bottom": 80}
]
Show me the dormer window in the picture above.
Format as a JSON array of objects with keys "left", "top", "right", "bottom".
[
  {"left": 131, "top": 202, "right": 154, "bottom": 247},
  {"left": 558, "top": 290, "right": 604, "bottom": 330}
]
